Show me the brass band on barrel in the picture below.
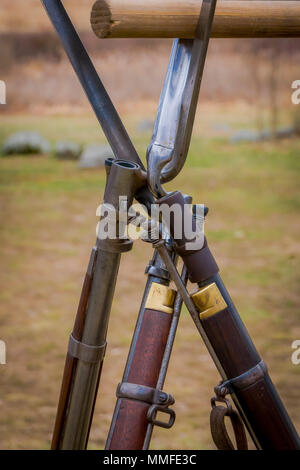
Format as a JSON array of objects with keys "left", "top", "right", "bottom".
[
  {"left": 145, "top": 283, "right": 176, "bottom": 314},
  {"left": 192, "top": 283, "right": 227, "bottom": 319}
]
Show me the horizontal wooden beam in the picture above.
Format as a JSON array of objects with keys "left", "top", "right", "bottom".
[{"left": 91, "top": 0, "right": 300, "bottom": 39}]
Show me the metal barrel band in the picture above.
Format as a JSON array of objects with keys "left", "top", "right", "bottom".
[
  {"left": 97, "top": 238, "right": 133, "bottom": 253},
  {"left": 217, "top": 360, "right": 268, "bottom": 395},
  {"left": 116, "top": 382, "right": 175, "bottom": 407},
  {"left": 145, "top": 263, "right": 170, "bottom": 282},
  {"left": 68, "top": 334, "right": 107, "bottom": 364}
]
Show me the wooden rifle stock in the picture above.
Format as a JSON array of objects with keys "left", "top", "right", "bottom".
[{"left": 51, "top": 247, "right": 97, "bottom": 449}]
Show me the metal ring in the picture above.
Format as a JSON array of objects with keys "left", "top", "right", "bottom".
[{"left": 147, "top": 405, "right": 176, "bottom": 429}]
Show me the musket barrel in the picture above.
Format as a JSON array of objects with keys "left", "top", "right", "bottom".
[{"left": 91, "top": 0, "right": 300, "bottom": 38}]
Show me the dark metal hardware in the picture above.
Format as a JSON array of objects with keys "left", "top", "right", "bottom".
[
  {"left": 216, "top": 360, "right": 268, "bottom": 395},
  {"left": 145, "top": 263, "right": 171, "bottom": 283},
  {"left": 68, "top": 335, "right": 107, "bottom": 364},
  {"left": 116, "top": 382, "right": 175, "bottom": 407},
  {"left": 147, "top": 405, "right": 176, "bottom": 429}
]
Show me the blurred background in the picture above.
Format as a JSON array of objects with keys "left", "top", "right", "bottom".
[{"left": 0, "top": 0, "right": 299, "bottom": 449}]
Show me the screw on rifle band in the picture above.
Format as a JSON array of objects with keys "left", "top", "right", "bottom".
[
  {"left": 216, "top": 385, "right": 228, "bottom": 398},
  {"left": 159, "top": 392, "right": 168, "bottom": 403},
  {"left": 211, "top": 381, "right": 232, "bottom": 412}
]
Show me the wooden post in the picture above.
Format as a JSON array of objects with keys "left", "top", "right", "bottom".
[{"left": 91, "top": 0, "right": 300, "bottom": 39}]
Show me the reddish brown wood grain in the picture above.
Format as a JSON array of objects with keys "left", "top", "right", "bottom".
[
  {"left": 51, "top": 259, "right": 95, "bottom": 449},
  {"left": 108, "top": 308, "right": 173, "bottom": 450},
  {"left": 201, "top": 308, "right": 300, "bottom": 449}
]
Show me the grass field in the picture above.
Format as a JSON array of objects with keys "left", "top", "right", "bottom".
[{"left": 0, "top": 111, "right": 299, "bottom": 449}]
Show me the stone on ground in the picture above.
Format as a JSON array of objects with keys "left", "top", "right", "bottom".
[
  {"left": 2, "top": 131, "right": 50, "bottom": 155},
  {"left": 55, "top": 141, "right": 81, "bottom": 160},
  {"left": 78, "top": 144, "right": 114, "bottom": 168}
]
